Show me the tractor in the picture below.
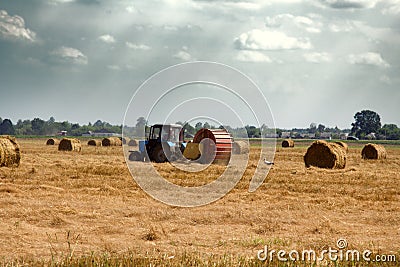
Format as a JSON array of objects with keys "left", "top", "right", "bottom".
[{"left": 128, "top": 124, "right": 185, "bottom": 163}]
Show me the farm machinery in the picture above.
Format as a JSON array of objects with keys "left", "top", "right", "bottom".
[{"left": 128, "top": 124, "right": 233, "bottom": 164}]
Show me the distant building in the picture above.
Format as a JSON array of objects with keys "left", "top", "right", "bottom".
[
  {"left": 320, "top": 132, "right": 332, "bottom": 139},
  {"left": 301, "top": 133, "right": 316, "bottom": 139},
  {"left": 281, "top": 131, "right": 291, "bottom": 138},
  {"left": 58, "top": 131, "right": 67, "bottom": 136}
]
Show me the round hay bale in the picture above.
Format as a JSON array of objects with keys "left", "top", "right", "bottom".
[
  {"left": 0, "top": 135, "right": 21, "bottom": 167},
  {"left": 282, "top": 139, "right": 294, "bottom": 148},
  {"left": 87, "top": 139, "right": 102, "bottom": 146},
  {"left": 102, "top": 137, "right": 122, "bottom": 146},
  {"left": 362, "top": 143, "right": 387, "bottom": 160},
  {"left": 232, "top": 141, "right": 249, "bottom": 154},
  {"left": 304, "top": 140, "right": 346, "bottom": 169},
  {"left": 46, "top": 138, "right": 60, "bottom": 145},
  {"left": 121, "top": 137, "right": 130, "bottom": 145},
  {"left": 128, "top": 139, "right": 138, "bottom": 146},
  {"left": 334, "top": 141, "right": 348, "bottom": 152},
  {"left": 58, "top": 138, "right": 82, "bottom": 152}
]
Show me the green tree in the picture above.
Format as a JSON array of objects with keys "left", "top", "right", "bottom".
[
  {"left": 351, "top": 110, "right": 381, "bottom": 139},
  {"left": 195, "top": 122, "right": 203, "bottom": 132},
  {"left": 31, "top": 118, "right": 45, "bottom": 135},
  {"left": 0, "top": 119, "right": 15, "bottom": 135},
  {"left": 379, "top": 124, "right": 400, "bottom": 140}
]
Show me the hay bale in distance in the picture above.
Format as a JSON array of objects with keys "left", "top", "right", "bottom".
[
  {"left": 362, "top": 143, "right": 387, "bottom": 160},
  {"left": 121, "top": 137, "right": 130, "bottom": 145},
  {"left": 58, "top": 138, "right": 82, "bottom": 152},
  {"left": 0, "top": 135, "right": 21, "bottom": 167},
  {"left": 87, "top": 139, "right": 102, "bottom": 146},
  {"left": 334, "top": 141, "right": 348, "bottom": 152},
  {"left": 232, "top": 141, "right": 250, "bottom": 154},
  {"left": 128, "top": 139, "right": 138, "bottom": 146},
  {"left": 282, "top": 139, "right": 295, "bottom": 148},
  {"left": 304, "top": 140, "right": 346, "bottom": 169},
  {"left": 102, "top": 137, "right": 122, "bottom": 147},
  {"left": 46, "top": 138, "right": 60, "bottom": 145}
]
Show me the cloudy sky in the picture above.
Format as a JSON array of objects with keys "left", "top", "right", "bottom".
[{"left": 0, "top": 0, "right": 399, "bottom": 129}]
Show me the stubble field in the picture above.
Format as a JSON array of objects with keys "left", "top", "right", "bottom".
[{"left": 0, "top": 138, "right": 399, "bottom": 266}]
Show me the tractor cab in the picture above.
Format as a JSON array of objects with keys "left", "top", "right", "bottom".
[{"left": 146, "top": 124, "right": 184, "bottom": 163}]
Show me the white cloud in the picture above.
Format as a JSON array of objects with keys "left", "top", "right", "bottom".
[
  {"left": 347, "top": 52, "right": 390, "bottom": 68},
  {"left": 173, "top": 50, "right": 192, "bottom": 61},
  {"left": 222, "top": 2, "right": 262, "bottom": 10},
  {"left": 235, "top": 51, "right": 272, "bottom": 62},
  {"left": 125, "top": 42, "right": 151, "bottom": 50},
  {"left": 303, "top": 52, "right": 332, "bottom": 63},
  {"left": 382, "top": 0, "right": 400, "bottom": 14},
  {"left": 125, "top": 5, "right": 137, "bottom": 13},
  {"left": 0, "top": 10, "right": 36, "bottom": 42},
  {"left": 328, "top": 21, "right": 354, "bottom": 32},
  {"left": 50, "top": 46, "right": 88, "bottom": 65},
  {"left": 265, "top": 14, "right": 323, "bottom": 33},
  {"left": 98, "top": 34, "right": 116, "bottom": 44},
  {"left": 234, "top": 29, "right": 312, "bottom": 50}
]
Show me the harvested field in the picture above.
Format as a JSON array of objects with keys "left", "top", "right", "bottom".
[{"left": 0, "top": 138, "right": 399, "bottom": 265}]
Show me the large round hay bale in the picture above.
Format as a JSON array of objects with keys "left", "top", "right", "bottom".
[
  {"left": 121, "top": 137, "right": 130, "bottom": 145},
  {"left": 362, "top": 143, "right": 387, "bottom": 160},
  {"left": 232, "top": 141, "right": 249, "bottom": 154},
  {"left": 128, "top": 139, "right": 138, "bottom": 146},
  {"left": 0, "top": 135, "right": 21, "bottom": 167},
  {"left": 102, "top": 137, "right": 122, "bottom": 146},
  {"left": 46, "top": 138, "right": 60, "bottom": 145},
  {"left": 58, "top": 138, "right": 82, "bottom": 152},
  {"left": 304, "top": 140, "right": 346, "bottom": 169},
  {"left": 282, "top": 139, "right": 294, "bottom": 148},
  {"left": 334, "top": 141, "right": 348, "bottom": 152},
  {"left": 87, "top": 139, "right": 101, "bottom": 146}
]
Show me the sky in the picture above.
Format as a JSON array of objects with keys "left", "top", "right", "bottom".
[{"left": 0, "top": 0, "right": 399, "bottom": 129}]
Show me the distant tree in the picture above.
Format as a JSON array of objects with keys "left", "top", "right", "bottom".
[
  {"left": 195, "top": 122, "right": 203, "bottom": 132},
  {"left": 351, "top": 110, "right": 381, "bottom": 139},
  {"left": 0, "top": 119, "right": 15, "bottom": 135},
  {"left": 379, "top": 124, "right": 400, "bottom": 140},
  {"left": 203, "top": 122, "right": 211, "bottom": 129},
  {"left": 0, "top": 117, "right": 3, "bottom": 125},
  {"left": 309, "top": 123, "right": 317, "bottom": 133},
  {"left": 31, "top": 118, "right": 45, "bottom": 135},
  {"left": 317, "top": 124, "right": 326, "bottom": 133},
  {"left": 94, "top": 120, "right": 103, "bottom": 127},
  {"left": 245, "top": 125, "right": 260, "bottom": 138}
]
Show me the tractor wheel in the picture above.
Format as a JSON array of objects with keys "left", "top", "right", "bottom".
[
  {"left": 152, "top": 146, "right": 167, "bottom": 163},
  {"left": 129, "top": 151, "right": 143, "bottom": 161}
]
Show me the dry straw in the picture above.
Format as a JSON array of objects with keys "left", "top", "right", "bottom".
[
  {"left": 304, "top": 140, "right": 346, "bottom": 169},
  {"left": 102, "top": 137, "right": 122, "bottom": 146},
  {"left": 362, "top": 143, "right": 387, "bottom": 159},
  {"left": 58, "top": 138, "right": 82, "bottom": 152},
  {"left": 128, "top": 139, "right": 138, "bottom": 146},
  {"left": 121, "top": 137, "right": 130, "bottom": 145},
  {"left": 87, "top": 139, "right": 102, "bottom": 146},
  {"left": 334, "top": 141, "right": 348, "bottom": 152},
  {"left": 232, "top": 141, "right": 249, "bottom": 154},
  {"left": 0, "top": 135, "right": 21, "bottom": 167},
  {"left": 282, "top": 139, "right": 295, "bottom": 148},
  {"left": 46, "top": 138, "right": 60, "bottom": 145}
]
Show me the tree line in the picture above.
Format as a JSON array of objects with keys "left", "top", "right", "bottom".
[
  {"left": 1, "top": 110, "right": 399, "bottom": 140},
  {"left": 0, "top": 117, "right": 121, "bottom": 136}
]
